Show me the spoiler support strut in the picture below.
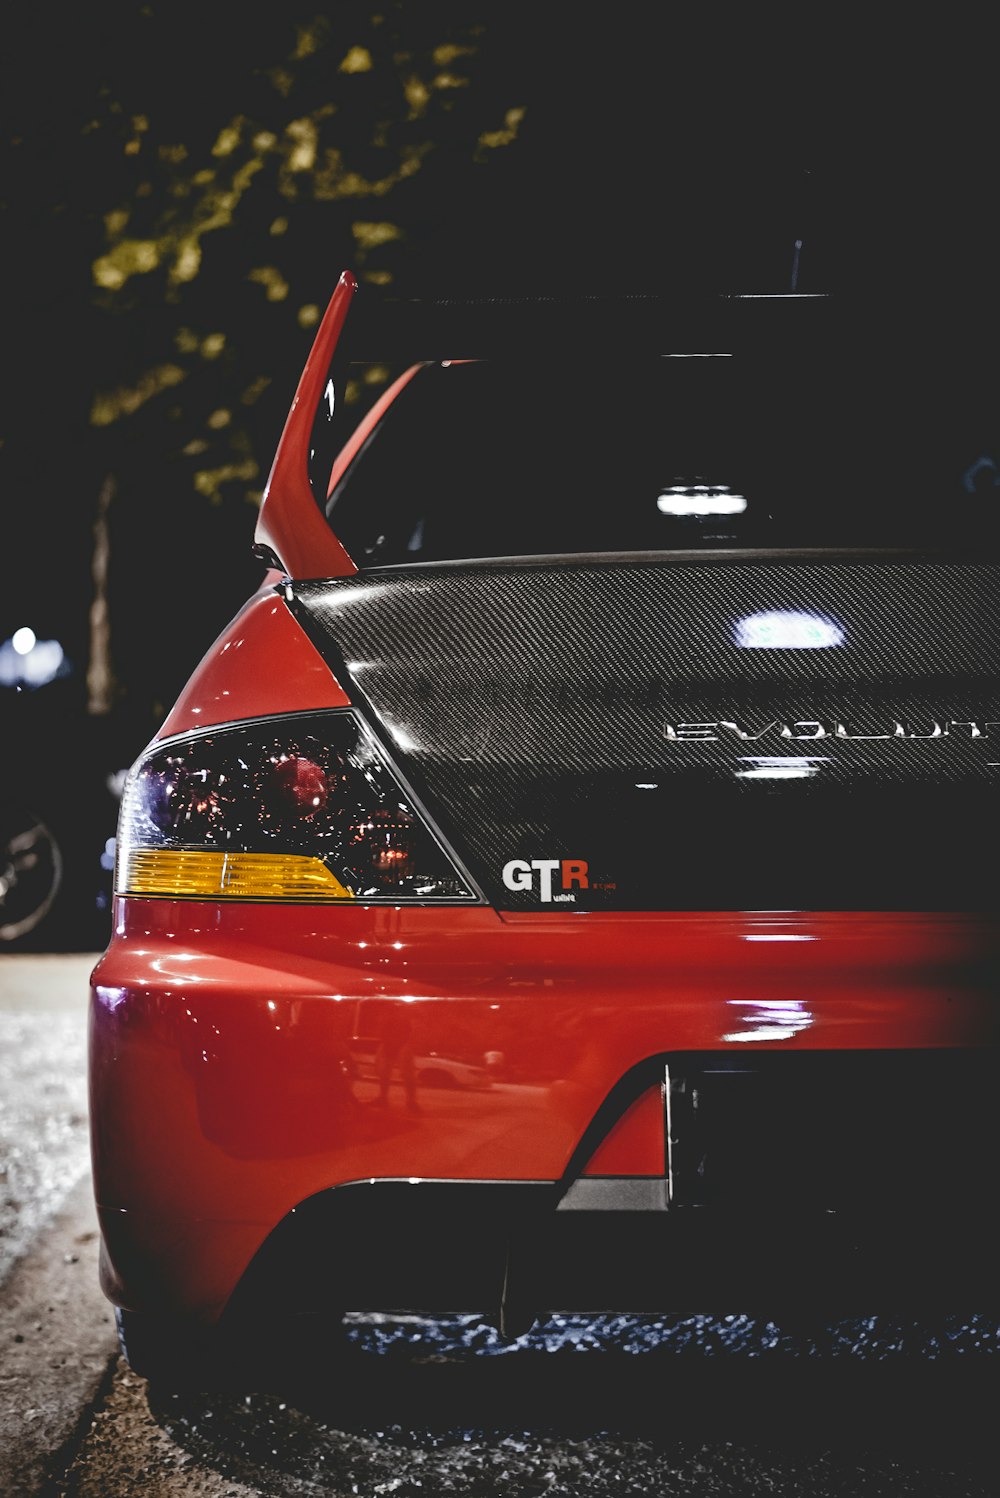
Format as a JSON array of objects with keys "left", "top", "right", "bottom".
[{"left": 254, "top": 269, "right": 359, "bottom": 579}]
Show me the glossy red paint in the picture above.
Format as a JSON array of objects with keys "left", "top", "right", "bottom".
[
  {"left": 326, "top": 363, "right": 423, "bottom": 497},
  {"left": 89, "top": 901, "right": 999, "bottom": 1319},
  {"left": 156, "top": 589, "right": 349, "bottom": 740},
  {"left": 254, "top": 270, "right": 358, "bottom": 579},
  {"left": 582, "top": 1084, "right": 666, "bottom": 1177}
]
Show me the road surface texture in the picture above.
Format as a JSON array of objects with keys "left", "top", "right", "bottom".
[{"left": 1, "top": 954, "right": 997, "bottom": 1496}]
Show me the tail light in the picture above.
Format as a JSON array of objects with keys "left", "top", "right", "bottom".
[{"left": 116, "top": 711, "right": 477, "bottom": 903}]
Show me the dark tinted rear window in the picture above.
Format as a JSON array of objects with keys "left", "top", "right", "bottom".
[{"left": 326, "top": 356, "right": 1000, "bottom": 565}]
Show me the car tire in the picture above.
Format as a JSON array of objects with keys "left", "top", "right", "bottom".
[{"left": 0, "top": 808, "right": 62, "bottom": 944}]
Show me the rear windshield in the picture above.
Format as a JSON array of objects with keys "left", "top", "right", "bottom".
[{"left": 326, "top": 356, "right": 1000, "bottom": 566}]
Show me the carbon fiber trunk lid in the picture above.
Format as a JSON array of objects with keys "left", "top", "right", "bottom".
[{"left": 292, "top": 554, "right": 1000, "bottom": 911}]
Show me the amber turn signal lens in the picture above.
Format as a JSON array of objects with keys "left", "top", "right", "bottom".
[{"left": 120, "top": 849, "right": 354, "bottom": 901}]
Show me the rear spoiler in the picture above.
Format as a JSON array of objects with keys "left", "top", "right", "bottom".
[
  {"left": 254, "top": 273, "right": 995, "bottom": 578},
  {"left": 255, "top": 276, "right": 837, "bottom": 578},
  {"left": 255, "top": 270, "right": 359, "bottom": 580},
  {"left": 344, "top": 282, "right": 1000, "bottom": 360},
  {"left": 345, "top": 288, "right": 835, "bottom": 360}
]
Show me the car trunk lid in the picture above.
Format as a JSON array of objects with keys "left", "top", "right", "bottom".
[{"left": 290, "top": 553, "right": 1000, "bottom": 911}]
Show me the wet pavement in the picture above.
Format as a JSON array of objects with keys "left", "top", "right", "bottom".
[
  {"left": 0, "top": 955, "right": 93, "bottom": 1284},
  {"left": 64, "top": 1315, "right": 1000, "bottom": 1497},
  {"left": 2, "top": 954, "right": 998, "bottom": 1496}
]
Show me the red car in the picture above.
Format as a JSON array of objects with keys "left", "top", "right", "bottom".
[{"left": 90, "top": 274, "right": 1000, "bottom": 1380}]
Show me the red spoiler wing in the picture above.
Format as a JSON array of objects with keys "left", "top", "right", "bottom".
[{"left": 254, "top": 270, "right": 359, "bottom": 579}]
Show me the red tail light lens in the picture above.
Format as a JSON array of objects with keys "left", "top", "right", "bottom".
[
  {"left": 271, "top": 755, "right": 330, "bottom": 816},
  {"left": 116, "top": 711, "right": 477, "bottom": 903}
]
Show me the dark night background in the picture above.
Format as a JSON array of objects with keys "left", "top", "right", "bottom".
[{"left": 1, "top": 3, "right": 997, "bottom": 945}]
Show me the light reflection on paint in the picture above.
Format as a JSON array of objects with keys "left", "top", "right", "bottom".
[
  {"left": 97, "top": 986, "right": 129, "bottom": 1012},
  {"left": 734, "top": 611, "right": 845, "bottom": 649},
  {"left": 723, "top": 997, "right": 813, "bottom": 1043},
  {"left": 742, "top": 933, "right": 816, "bottom": 942}
]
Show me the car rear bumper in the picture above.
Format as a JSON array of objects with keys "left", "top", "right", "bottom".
[{"left": 89, "top": 900, "right": 1000, "bottom": 1321}]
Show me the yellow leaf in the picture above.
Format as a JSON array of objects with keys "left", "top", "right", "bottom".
[
  {"left": 89, "top": 364, "right": 186, "bottom": 426},
  {"left": 351, "top": 220, "right": 402, "bottom": 250},
  {"left": 339, "top": 46, "right": 372, "bottom": 73},
  {"left": 212, "top": 123, "right": 242, "bottom": 157}
]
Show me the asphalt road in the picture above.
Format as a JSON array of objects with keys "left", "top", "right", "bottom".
[{"left": 1, "top": 954, "right": 997, "bottom": 1497}]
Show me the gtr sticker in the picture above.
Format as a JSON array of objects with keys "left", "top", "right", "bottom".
[{"left": 502, "top": 858, "right": 589, "bottom": 903}]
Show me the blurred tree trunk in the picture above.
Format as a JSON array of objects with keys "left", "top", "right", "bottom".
[{"left": 86, "top": 474, "right": 115, "bottom": 716}]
